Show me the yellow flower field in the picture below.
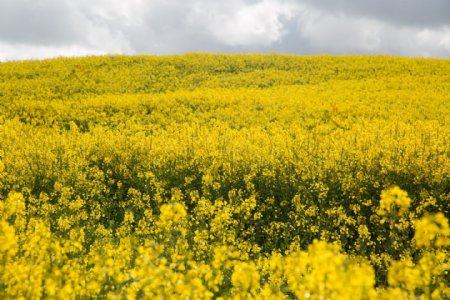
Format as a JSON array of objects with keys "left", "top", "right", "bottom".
[{"left": 0, "top": 54, "right": 449, "bottom": 299}]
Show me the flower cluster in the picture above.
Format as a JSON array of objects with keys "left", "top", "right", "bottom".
[{"left": 0, "top": 54, "right": 449, "bottom": 298}]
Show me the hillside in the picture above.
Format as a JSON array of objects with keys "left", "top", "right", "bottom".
[{"left": 0, "top": 54, "right": 450, "bottom": 299}]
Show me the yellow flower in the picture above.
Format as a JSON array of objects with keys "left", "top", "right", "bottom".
[
  {"left": 232, "top": 261, "right": 260, "bottom": 293},
  {"left": 414, "top": 213, "right": 450, "bottom": 248},
  {"left": 0, "top": 220, "right": 18, "bottom": 258},
  {"left": 378, "top": 186, "right": 411, "bottom": 216}
]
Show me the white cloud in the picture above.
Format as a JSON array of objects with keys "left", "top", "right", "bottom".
[
  {"left": 71, "top": 0, "right": 145, "bottom": 27},
  {"left": 416, "top": 27, "right": 450, "bottom": 53},
  {"left": 196, "top": 0, "right": 296, "bottom": 46},
  {"left": 83, "top": 25, "right": 133, "bottom": 54},
  {"left": 0, "top": 42, "right": 105, "bottom": 62}
]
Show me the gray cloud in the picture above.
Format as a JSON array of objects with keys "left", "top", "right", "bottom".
[
  {"left": 301, "top": 0, "right": 450, "bottom": 28},
  {"left": 0, "top": 0, "right": 84, "bottom": 45},
  {"left": 0, "top": 0, "right": 449, "bottom": 61}
]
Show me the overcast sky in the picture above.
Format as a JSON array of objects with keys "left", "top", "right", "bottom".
[{"left": 1, "top": 0, "right": 449, "bottom": 61}]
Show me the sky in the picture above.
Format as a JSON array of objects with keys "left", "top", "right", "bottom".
[{"left": 0, "top": 0, "right": 449, "bottom": 61}]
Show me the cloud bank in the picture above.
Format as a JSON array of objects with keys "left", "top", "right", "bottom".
[{"left": 0, "top": 0, "right": 449, "bottom": 61}]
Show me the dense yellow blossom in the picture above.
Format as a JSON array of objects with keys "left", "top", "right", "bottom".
[
  {"left": 415, "top": 213, "right": 450, "bottom": 248},
  {"left": 378, "top": 186, "right": 411, "bottom": 216},
  {"left": 0, "top": 54, "right": 449, "bottom": 298}
]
